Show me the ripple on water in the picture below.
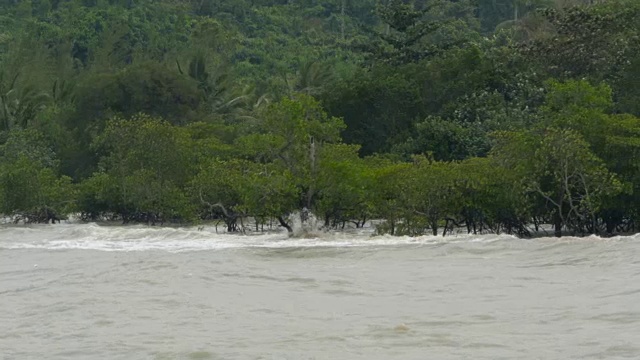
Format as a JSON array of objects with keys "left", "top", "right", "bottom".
[
  {"left": 589, "top": 312, "right": 640, "bottom": 324},
  {"left": 187, "top": 351, "right": 216, "bottom": 360},
  {"left": 254, "top": 247, "right": 351, "bottom": 259},
  {"left": 152, "top": 351, "right": 219, "bottom": 360},
  {"left": 463, "top": 342, "right": 508, "bottom": 349},
  {"left": 584, "top": 345, "right": 640, "bottom": 359},
  {"left": 597, "top": 288, "right": 640, "bottom": 299}
]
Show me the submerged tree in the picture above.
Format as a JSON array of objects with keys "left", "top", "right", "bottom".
[
  {"left": 84, "top": 114, "right": 196, "bottom": 223},
  {"left": 492, "top": 128, "right": 621, "bottom": 237},
  {"left": 237, "top": 94, "right": 345, "bottom": 208},
  {"left": 0, "top": 129, "right": 74, "bottom": 222}
]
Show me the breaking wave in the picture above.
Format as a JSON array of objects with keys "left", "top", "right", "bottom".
[{"left": 0, "top": 222, "right": 535, "bottom": 252}]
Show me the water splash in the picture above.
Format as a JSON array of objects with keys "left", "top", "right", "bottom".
[
  {"left": 287, "top": 209, "right": 324, "bottom": 238},
  {"left": 0, "top": 221, "right": 635, "bottom": 253}
]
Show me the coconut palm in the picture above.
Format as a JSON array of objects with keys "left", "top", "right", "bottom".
[
  {"left": 0, "top": 72, "right": 50, "bottom": 131},
  {"left": 177, "top": 53, "right": 270, "bottom": 124},
  {"left": 282, "top": 60, "right": 335, "bottom": 97}
]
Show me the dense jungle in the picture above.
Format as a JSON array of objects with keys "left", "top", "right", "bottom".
[{"left": 1, "top": 0, "right": 639, "bottom": 237}]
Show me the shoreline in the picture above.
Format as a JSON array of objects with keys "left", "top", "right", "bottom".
[{"left": 1, "top": 216, "right": 636, "bottom": 240}]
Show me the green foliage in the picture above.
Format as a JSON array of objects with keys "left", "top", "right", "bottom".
[
  {"left": 521, "top": 1, "right": 640, "bottom": 81},
  {"left": 321, "top": 64, "right": 422, "bottom": 155},
  {"left": 397, "top": 157, "right": 459, "bottom": 236},
  {"left": 478, "top": 0, "right": 553, "bottom": 33},
  {"left": 72, "top": 62, "right": 203, "bottom": 128},
  {"left": 82, "top": 114, "right": 197, "bottom": 223},
  {"left": 0, "top": 158, "right": 75, "bottom": 222},
  {"left": 237, "top": 95, "right": 345, "bottom": 212},
  {"left": 237, "top": 162, "right": 299, "bottom": 224},
  {"left": 315, "top": 143, "right": 372, "bottom": 228},
  {"left": 455, "top": 157, "right": 530, "bottom": 236},
  {"left": 188, "top": 158, "right": 299, "bottom": 231},
  {"left": 541, "top": 80, "right": 640, "bottom": 178},
  {"left": 0, "top": 0, "right": 639, "bottom": 237},
  {"left": 189, "top": 159, "right": 245, "bottom": 227},
  {"left": 0, "top": 128, "right": 57, "bottom": 167},
  {"left": 367, "top": 0, "right": 478, "bottom": 65},
  {"left": 0, "top": 72, "right": 51, "bottom": 131},
  {"left": 492, "top": 127, "right": 622, "bottom": 235},
  {"left": 367, "top": 160, "right": 411, "bottom": 235},
  {"left": 0, "top": 129, "right": 74, "bottom": 222},
  {"left": 391, "top": 115, "right": 487, "bottom": 161},
  {"left": 543, "top": 78, "right": 612, "bottom": 114},
  {"left": 59, "top": 62, "right": 204, "bottom": 178}
]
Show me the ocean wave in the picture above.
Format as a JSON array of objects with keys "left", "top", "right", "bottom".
[{"left": 0, "top": 222, "right": 533, "bottom": 252}]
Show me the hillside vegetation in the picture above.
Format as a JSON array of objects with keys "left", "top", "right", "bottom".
[{"left": 1, "top": 0, "right": 639, "bottom": 237}]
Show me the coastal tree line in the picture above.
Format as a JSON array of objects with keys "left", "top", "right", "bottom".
[{"left": 0, "top": 0, "right": 639, "bottom": 237}]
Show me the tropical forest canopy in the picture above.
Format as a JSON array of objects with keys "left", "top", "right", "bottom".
[{"left": 1, "top": 0, "right": 639, "bottom": 237}]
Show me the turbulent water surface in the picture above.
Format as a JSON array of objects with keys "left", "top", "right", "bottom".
[{"left": 1, "top": 223, "right": 640, "bottom": 360}]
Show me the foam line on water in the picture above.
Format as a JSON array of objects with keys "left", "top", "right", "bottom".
[
  {"left": 0, "top": 223, "right": 502, "bottom": 252},
  {"left": 0, "top": 223, "right": 635, "bottom": 252}
]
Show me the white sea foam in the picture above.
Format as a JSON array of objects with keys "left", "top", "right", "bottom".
[{"left": 0, "top": 222, "right": 534, "bottom": 252}]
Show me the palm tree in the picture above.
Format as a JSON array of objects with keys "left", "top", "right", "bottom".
[
  {"left": 0, "top": 71, "right": 19, "bottom": 131},
  {"left": 177, "top": 54, "right": 268, "bottom": 124},
  {"left": 284, "top": 60, "right": 335, "bottom": 97},
  {"left": 0, "top": 72, "right": 50, "bottom": 131}
]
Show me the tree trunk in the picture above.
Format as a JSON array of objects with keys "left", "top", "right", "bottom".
[
  {"left": 278, "top": 216, "right": 293, "bottom": 233},
  {"left": 227, "top": 222, "right": 234, "bottom": 232},
  {"left": 306, "top": 136, "right": 316, "bottom": 209},
  {"left": 553, "top": 212, "right": 562, "bottom": 237},
  {"left": 340, "top": 0, "right": 346, "bottom": 40}
]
